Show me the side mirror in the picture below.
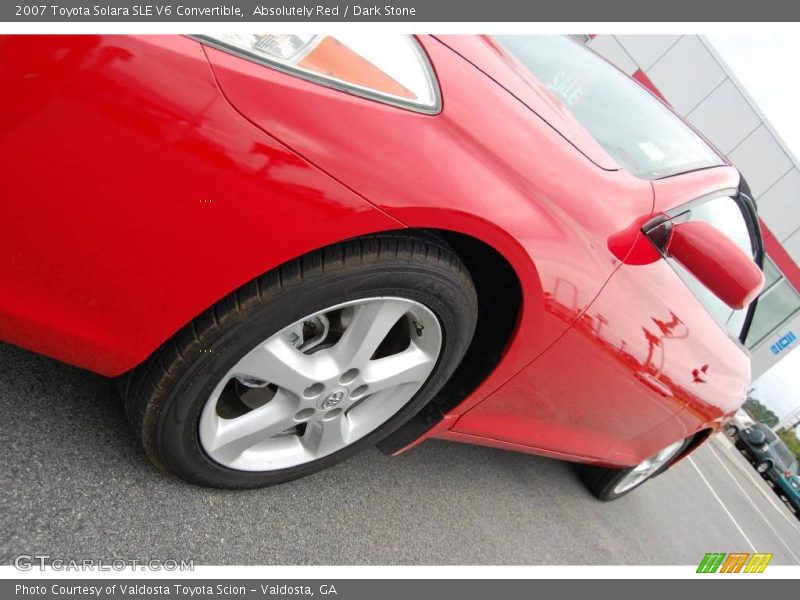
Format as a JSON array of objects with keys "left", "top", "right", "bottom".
[{"left": 666, "top": 221, "right": 764, "bottom": 309}]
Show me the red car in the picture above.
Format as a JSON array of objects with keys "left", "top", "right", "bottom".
[{"left": 0, "top": 34, "right": 765, "bottom": 498}]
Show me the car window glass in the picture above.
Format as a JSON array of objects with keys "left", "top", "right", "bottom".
[
  {"left": 760, "top": 426, "right": 777, "bottom": 443},
  {"left": 773, "top": 442, "right": 794, "bottom": 467},
  {"left": 668, "top": 196, "right": 757, "bottom": 339},
  {"left": 495, "top": 35, "right": 723, "bottom": 179}
]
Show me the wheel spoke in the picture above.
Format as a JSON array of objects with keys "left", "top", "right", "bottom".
[
  {"left": 232, "top": 336, "right": 337, "bottom": 398},
  {"left": 361, "top": 345, "right": 435, "bottom": 395},
  {"left": 198, "top": 296, "right": 443, "bottom": 472},
  {"left": 200, "top": 390, "right": 298, "bottom": 462},
  {"left": 333, "top": 299, "right": 411, "bottom": 368},
  {"left": 303, "top": 415, "right": 350, "bottom": 456},
  {"left": 346, "top": 387, "right": 417, "bottom": 437}
]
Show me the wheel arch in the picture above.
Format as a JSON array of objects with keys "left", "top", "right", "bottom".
[
  {"left": 378, "top": 228, "right": 524, "bottom": 453},
  {"left": 668, "top": 427, "right": 715, "bottom": 469},
  {"left": 118, "top": 225, "right": 530, "bottom": 453}
]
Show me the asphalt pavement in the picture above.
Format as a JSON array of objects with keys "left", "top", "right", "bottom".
[{"left": 2, "top": 341, "right": 800, "bottom": 565}]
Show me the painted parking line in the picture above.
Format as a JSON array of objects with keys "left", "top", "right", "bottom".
[
  {"left": 704, "top": 444, "right": 800, "bottom": 563},
  {"left": 707, "top": 440, "right": 800, "bottom": 536},
  {"left": 688, "top": 456, "right": 757, "bottom": 553}
]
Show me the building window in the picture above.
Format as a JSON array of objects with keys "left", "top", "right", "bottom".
[{"left": 746, "top": 256, "right": 800, "bottom": 348}]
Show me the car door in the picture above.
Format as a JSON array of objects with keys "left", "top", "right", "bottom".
[{"left": 451, "top": 167, "right": 761, "bottom": 465}]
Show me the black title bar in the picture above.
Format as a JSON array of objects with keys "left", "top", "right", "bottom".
[{"left": 4, "top": 0, "right": 800, "bottom": 22}]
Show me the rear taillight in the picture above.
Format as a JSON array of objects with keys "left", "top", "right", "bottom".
[{"left": 195, "top": 34, "right": 440, "bottom": 114}]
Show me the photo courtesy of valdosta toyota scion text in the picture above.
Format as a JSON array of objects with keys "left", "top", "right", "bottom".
[{"left": 2, "top": 0, "right": 800, "bottom": 591}]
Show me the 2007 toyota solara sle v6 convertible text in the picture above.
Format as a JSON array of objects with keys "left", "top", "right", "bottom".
[{"left": 0, "top": 34, "right": 765, "bottom": 498}]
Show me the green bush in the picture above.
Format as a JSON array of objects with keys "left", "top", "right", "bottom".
[{"left": 777, "top": 428, "right": 800, "bottom": 464}]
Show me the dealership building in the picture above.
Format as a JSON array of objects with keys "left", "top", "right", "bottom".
[{"left": 585, "top": 34, "right": 800, "bottom": 381}]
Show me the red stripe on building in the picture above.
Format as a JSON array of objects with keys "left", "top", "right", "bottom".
[{"left": 632, "top": 69, "right": 668, "bottom": 103}]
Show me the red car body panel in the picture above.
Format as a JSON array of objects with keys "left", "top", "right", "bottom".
[
  {"left": 0, "top": 35, "right": 402, "bottom": 374},
  {"left": 432, "top": 34, "right": 621, "bottom": 172},
  {"left": 0, "top": 34, "right": 751, "bottom": 468},
  {"left": 450, "top": 167, "right": 750, "bottom": 464},
  {"left": 202, "top": 36, "right": 660, "bottom": 415}
]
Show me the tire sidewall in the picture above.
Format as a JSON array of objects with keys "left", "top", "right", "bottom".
[{"left": 153, "top": 264, "right": 476, "bottom": 488}]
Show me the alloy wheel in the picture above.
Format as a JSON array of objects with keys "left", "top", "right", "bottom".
[
  {"left": 198, "top": 297, "right": 442, "bottom": 471},
  {"left": 612, "top": 439, "right": 685, "bottom": 494}
]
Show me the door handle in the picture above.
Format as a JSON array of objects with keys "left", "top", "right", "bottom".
[{"left": 635, "top": 371, "right": 674, "bottom": 397}]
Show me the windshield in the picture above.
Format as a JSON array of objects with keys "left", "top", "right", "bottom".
[
  {"left": 758, "top": 424, "right": 777, "bottom": 443},
  {"left": 495, "top": 35, "right": 724, "bottom": 179},
  {"left": 772, "top": 441, "right": 796, "bottom": 470}
]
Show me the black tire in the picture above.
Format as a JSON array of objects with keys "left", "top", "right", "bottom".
[
  {"left": 119, "top": 233, "right": 478, "bottom": 488},
  {"left": 577, "top": 437, "right": 691, "bottom": 501},
  {"left": 757, "top": 461, "right": 773, "bottom": 475}
]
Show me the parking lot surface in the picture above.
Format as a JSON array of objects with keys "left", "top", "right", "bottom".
[{"left": 2, "top": 341, "right": 799, "bottom": 565}]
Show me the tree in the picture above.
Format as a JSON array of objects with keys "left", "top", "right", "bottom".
[
  {"left": 777, "top": 428, "right": 800, "bottom": 463},
  {"left": 743, "top": 397, "right": 779, "bottom": 428}
]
